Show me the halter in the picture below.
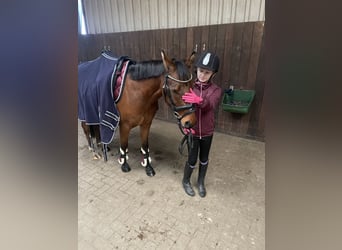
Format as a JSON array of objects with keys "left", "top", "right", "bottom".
[
  {"left": 162, "top": 74, "right": 195, "bottom": 125},
  {"left": 163, "top": 73, "right": 196, "bottom": 154}
]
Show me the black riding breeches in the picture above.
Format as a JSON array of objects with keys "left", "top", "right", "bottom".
[{"left": 188, "top": 135, "right": 213, "bottom": 167}]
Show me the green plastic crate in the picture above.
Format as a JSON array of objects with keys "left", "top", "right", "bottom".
[{"left": 222, "top": 89, "right": 255, "bottom": 114}]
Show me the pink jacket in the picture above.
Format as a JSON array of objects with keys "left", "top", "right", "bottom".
[{"left": 192, "top": 80, "right": 222, "bottom": 138}]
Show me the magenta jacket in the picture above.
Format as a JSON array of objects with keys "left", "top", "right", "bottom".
[{"left": 192, "top": 80, "right": 222, "bottom": 138}]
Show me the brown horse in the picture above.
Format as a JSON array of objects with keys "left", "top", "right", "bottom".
[{"left": 79, "top": 50, "right": 196, "bottom": 176}]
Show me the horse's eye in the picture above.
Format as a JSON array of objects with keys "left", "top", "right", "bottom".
[{"left": 173, "top": 84, "right": 181, "bottom": 92}]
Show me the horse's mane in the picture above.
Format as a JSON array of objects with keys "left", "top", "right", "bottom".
[
  {"left": 128, "top": 60, "right": 165, "bottom": 80},
  {"left": 127, "top": 59, "right": 191, "bottom": 81}
]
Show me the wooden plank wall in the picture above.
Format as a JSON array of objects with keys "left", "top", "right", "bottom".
[
  {"left": 78, "top": 21, "right": 265, "bottom": 141},
  {"left": 81, "top": 0, "right": 265, "bottom": 34}
]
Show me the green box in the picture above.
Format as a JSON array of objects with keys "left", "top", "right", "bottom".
[{"left": 221, "top": 89, "right": 256, "bottom": 114}]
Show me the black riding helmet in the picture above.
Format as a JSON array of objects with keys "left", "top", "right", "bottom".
[{"left": 195, "top": 52, "right": 220, "bottom": 73}]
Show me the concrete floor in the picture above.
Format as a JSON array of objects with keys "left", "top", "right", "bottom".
[{"left": 78, "top": 119, "right": 265, "bottom": 249}]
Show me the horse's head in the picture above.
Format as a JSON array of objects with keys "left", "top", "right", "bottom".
[{"left": 161, "top": 50, "right": 197, "bottom": 130}]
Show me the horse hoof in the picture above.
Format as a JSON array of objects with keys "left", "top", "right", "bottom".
[
  {"left": 146, "top": 166, "right": 155, "bottom": 177},
  {"left": 121, "top": 163, "right": 131, "bottom": 172},
  {"left": 93, "top": 153, "right": 102, "bottom": 160}
]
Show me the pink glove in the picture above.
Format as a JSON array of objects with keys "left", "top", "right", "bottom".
[
  {"left": 182, "top": 128, "right": 195, "bottom": 135},
  {"left": 182, "top": 88, "right": 203, "bottom": 104}
]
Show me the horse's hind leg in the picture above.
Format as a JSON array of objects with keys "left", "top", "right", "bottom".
[
  {"left": 118, "top": 123, "right": 131, "bottom": 172},
  {"left": 81, "top": 122, "right": 93, "bottom": 150},
  {"left": 92, "top": 124, "right": 110, "bottom": 161},
  {"left": 140, "top": 123, "right": 156, "bottom": 177},
  {"left": 93, "top": 124, "right": 110, "bottom": 162},
  {"left": 92, "top": 125, "right": 102, "bottom": 160}
]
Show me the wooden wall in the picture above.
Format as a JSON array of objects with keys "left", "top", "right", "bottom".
[
  {"left": 81, "top": 0, "right": 265, "bottom": 34},
  {"left": 78, "top": 21, "right": 265, "bottom": 141}
]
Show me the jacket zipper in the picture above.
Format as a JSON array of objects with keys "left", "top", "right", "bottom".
[{"left": 199, "top": 84, "right": 203, "bottom": 139}]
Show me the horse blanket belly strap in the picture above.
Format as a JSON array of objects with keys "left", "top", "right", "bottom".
[{"left": 78, "top": 52, "right": 127, "bottom": 144}]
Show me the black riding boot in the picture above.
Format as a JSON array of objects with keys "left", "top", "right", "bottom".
[
  {"left": 198, "top": 163, "right": 208, "bottom": 197},
  {"left": 182, "top": 162, "right": 195, "bottom": 196}
]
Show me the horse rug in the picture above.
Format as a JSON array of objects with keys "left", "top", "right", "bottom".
[{"left": 78, "top": 52, "right": 129, "bottom": 144}]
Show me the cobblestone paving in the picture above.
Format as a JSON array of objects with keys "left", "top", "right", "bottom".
[{"left": 78, "top": 119, "right": 265, "bottom": 249}]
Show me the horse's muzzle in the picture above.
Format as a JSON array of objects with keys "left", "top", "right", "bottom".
[
  {"left": 184, "top": 120, "right": 192, "bottom": 129},
  {"left": 180, "top": 112, "right": 197, "bottom": 129}
]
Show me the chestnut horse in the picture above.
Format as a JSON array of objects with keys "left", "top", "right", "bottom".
[{"left": 79, "top": 50, "right": 196, "bottom": 176}]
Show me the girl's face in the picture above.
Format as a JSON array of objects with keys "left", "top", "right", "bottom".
[{"left": 197, "top": 67, "right": 214, "bottom": 83}]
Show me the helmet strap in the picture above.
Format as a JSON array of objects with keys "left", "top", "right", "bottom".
[{"left": 208, "top": 72, "right": 216, "bottom": 83}]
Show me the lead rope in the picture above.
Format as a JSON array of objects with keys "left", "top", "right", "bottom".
[
  {"left": 178, "top": 121, "right": 194, "bottom": 155},
  {"left": 178, "top": 133, "right": 193, "bottom": 156}
]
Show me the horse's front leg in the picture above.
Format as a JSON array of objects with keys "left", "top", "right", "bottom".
[
  {"left": 119, "top": 123, "right": 131, "bottom": 172},
  {"left": 140, "top": 123, "right": 155, "bottom": 177}
]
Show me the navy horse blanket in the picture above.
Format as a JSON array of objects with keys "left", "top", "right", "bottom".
[{"left": 78, "top": 52, "right": 125, "bottom": 144}]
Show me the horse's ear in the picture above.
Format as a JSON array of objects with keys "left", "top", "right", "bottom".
[
  {"left": 161, "top": 50, "right": 176, "bottom": 72},
  {"left": 185, "top": 51, "right": 196, "bottom": 68}
]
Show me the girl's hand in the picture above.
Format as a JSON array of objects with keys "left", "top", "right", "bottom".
[
  {"left": 182, "top": 128, "right": 195, "bottom": 135},
  {"left": 182, "top": 88, "right": 203, "bottom": 104}
]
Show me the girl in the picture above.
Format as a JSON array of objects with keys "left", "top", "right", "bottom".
[{"left": 181, "top": 52, "right": 222, "bottom": 197}]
